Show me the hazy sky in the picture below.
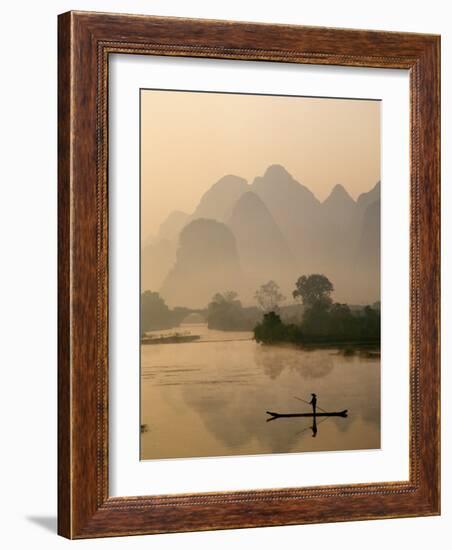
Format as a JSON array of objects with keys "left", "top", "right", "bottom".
[{"left": 141, "top": 90, "right": 380, "bottom": 238}]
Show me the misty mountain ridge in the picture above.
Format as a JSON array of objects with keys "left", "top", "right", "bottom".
[
  {"left": 228, "top": 191, "right": 296, "bottom": 295},
  {"left": 323, "top": 184, "right": 355, "bottom": 210},
  {"left": 157, "top": 210, "right": 190, "bottom": 242},
  {"left": 357, "top": 181, "right": 380, "bottom": 208},
  {"left": 191, "top": 174, "right": 249, "bottom": 222},
  {"left": 251, "top": 165, "right": 321, "bottom": 257},
  {"left": 142, "top": 164, "right": 380, "bottom": 308},
  {"left": 160, "top": 218, "right": 243, "bottom": 308}
]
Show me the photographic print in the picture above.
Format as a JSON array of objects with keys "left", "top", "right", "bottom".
[{"left": 140, "top": 89, "right": 381, "bottom": 460}]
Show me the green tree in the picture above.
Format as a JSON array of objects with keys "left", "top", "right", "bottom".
[
  {"left": 293, "top": 274, "right": 334, "bottom": 308},
  {"left": 254, "top": 280, "right": 286, "bottom": 313},
  {"left": 141, "top": 291, "right": 172, "bottom": 332},
  {"left": 207, "top": 291, "right": 246, "bottom": 330},
  {"left": 360, "top": 305, "right": 381, "bottom": 339},
  {"left": 254, "top": 311, "right": 301, "bottom": 344},
  {"left": 328, "top": 303, "right": 357, "bottom": 339},
  {"left": 300, "top": 301, "right": 331, "bottom": 338}
]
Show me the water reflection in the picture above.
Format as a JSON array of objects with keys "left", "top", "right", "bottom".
[
  {"left": 312, "top": 416, "right": 318, "bottom": 437},
  {"left": 254, "top": 345, "right": 334, "bottom": 380},
  {"left": 140, "top": 325, "right": 380, "bottom": 459}
]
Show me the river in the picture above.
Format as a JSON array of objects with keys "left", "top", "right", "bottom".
[{"left": 141, "top": 324, "right": 380, "bottom": 460}]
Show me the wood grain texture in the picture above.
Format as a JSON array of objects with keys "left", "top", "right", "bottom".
[
  {"left": 57, "top": 11, "right": 440, "bottom": 539},
  {"left": 57, "top": 11, "right": 72, "bottom": 538}
]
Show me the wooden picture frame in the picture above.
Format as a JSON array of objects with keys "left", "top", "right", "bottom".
[{"left": 58, "top": 11, "right": 440, "bottom": 538}]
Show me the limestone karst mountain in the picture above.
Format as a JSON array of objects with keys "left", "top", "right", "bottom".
[
  {"left": 157, "top": 210, "right": 190, "bottom": 242},
  {"left": 191, "top": 174, "right": 249, "bottom": 222},
  {"left": 358, "top": 199, "right": 380, "bottom": 269},
  {"left": 160, "top": 218, "right": 243, "bottom": 308},
  {"left": 354, "top": 199, "right": 381, "bottom": 303},
  {"left": 251, "top": 165, "right": 321, "bottom": 266},
  {"left": 142, "top": 177, "right": 247, "bottom": 298},
  {"left": 142, "top": 165, "right": 381, "bottom": 307},
  {"left": 357, "top": 181, "right": 381, "bottom": 216},
  {"left": 315, "top": 182, "right": 381, "bottom": 304},
  {"left": 228, "top": 191, "right": 296, "bottom": 297},
  {"left": 141, "top": 238, "right": 177, "bottom": 292},
  {"left": 318, "top": 183, "right": 358, "bottom": 259},
  {"left": 322, "top": 183, "right": 356, "bottom": 215}
]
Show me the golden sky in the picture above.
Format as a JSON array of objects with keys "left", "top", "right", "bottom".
[{"left": 141, "top": 90, "right": 380, "bottom": 238}]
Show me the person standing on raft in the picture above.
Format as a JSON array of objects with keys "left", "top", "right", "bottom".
[{"left": 309, "top": 393, "right": 317, "bottom": 416}]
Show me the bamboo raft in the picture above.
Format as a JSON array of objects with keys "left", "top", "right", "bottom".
[{"left": 266, "top": 409, "right": 348, "bottom": 419}]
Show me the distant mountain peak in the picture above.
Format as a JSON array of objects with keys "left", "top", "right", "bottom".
[
  {"left": 357, "top": 181, "right": 381, "bottom": 211},
  {"left": 232, "top": 190, "right": 265, "bottom": 209},
  {"left": 331, "top": 183, "right": 352, "bottom": 198},
  {"left": 259, "top": 164, "right": 301, "bottom": 187},
  {"left": 228, "top": 191, "right": 277, "bottom": 228},
  {"left": 228, "top": 189, "right": 295, "bottom": 282},
  {"left": 160, "top": 218, "right": 242, "bottom": 308},
  {"left": 263, "top": 164, "right": 292, "bottom": 178},
  {"left": 332, "top": 183, "right": 346, "bottom": 192},
  {"left": 209, "top": 174, "right": 248, "bottom": 191},
  {"left": 191, "top": 174, "right": 249, "bottom": 222},
  {"left": 252, "top": 165, "right": 318, "bottom": 202},
  {"left": 324, "top": 183, "right": 355, "bottom": 206}
]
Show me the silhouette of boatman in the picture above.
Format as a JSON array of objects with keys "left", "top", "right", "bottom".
[
  {"left": 309, "top": 393, "right": 317, "bottom": 416},
  {"left": 309, "top": 393, "right": 318, "bottom": 437}
]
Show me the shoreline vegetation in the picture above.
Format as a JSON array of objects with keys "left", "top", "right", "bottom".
[{"left": 141, "top": 274, "right": 380, "bottom": 350}]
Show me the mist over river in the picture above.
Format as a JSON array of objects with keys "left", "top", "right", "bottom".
[{"left": 140, "top": 324, "right": 380, "bottom": 460}]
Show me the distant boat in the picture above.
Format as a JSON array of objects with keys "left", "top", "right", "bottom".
[
  {"left": 266, "top": 410, "right": 348, "bottom": 419},
  {"left": 141, "top": 332, "right": 201, "bottom": 345}
]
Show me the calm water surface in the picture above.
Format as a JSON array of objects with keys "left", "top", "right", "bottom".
[{"left": 141, "top": 324, "right": 380, "bottom": 459}]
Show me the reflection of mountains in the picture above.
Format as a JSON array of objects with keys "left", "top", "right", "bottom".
[
  {"left": 142, "top": 165, "right": 380, "bottom": 308},
  {"left": 182, "top": 357, "right": 379, "bottom": 454},
  {"left": 254, "top": 345, "right": 334, "bottom": 380}
]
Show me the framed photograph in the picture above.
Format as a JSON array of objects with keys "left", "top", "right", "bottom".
[{"left": 58, "top": 11, "right": 440, "bottom": 538}]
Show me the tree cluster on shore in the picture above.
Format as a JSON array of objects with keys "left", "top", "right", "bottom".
[
  {"left": 141, "top": 273, "right": 380, "bottom": 346},
  {"left": 206, "top": 291, "right": 261, "bottom": 331},
  {"left": 141, "top": 291, "right": 194, "bottom": 333},
  {"left": 254, "top": 274, "right": 380, "bottom": 345},
  {"left": 205, "top": 281, "right": 305, "bottom": 331}
]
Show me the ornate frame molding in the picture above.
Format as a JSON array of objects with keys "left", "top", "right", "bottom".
[{"left": 58, "top": 11, "right": 440, "bottom": 538}]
